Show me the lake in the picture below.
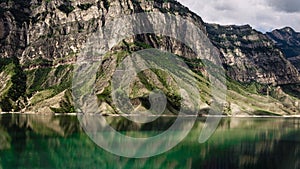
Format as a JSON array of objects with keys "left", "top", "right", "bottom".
[{"left": 0, "top": 114, "right": 299, "bottom": 169}]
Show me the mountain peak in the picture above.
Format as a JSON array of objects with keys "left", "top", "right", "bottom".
[
  {"left": 278, "top": 27, "right": 296, "bottom": 34},
  {"left": 266, "top": 26, "right": 300, "bottom": 71}
]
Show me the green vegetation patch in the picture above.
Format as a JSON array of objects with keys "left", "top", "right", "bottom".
[
  {"left": 97, "top": 86, "right": 112, "bottom": 103},
  {"left": 30, "top": 89, "right": 55, "bottom": 105},
  {"left": 0, "top": 57, "right": 26, "bottom": 111},
  {"left": 27, "top": 67, "right": 52, "bottom": 92},
  {"left": 227, "top": 78, "right": 268, "bottom": 96},
  {"left": 23, "top": 58, "right": 53, "bottom": 69},
  {"left": 26, "top": 65, "right": 73, "bottom": 99},
  {"left": 50, "top": 90, "right": 75, "bottom": 113},
  {"left": 133, "top": 41, "right": 153, "bottom": 49}
]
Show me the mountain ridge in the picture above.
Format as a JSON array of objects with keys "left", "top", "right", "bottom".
[
  {"left": 0, "top": 0, "right": 299, "bottom": 115},
  {"left": 266, "top": 27, "right": 300, "bottom": 72},
  {"left": 205, "top": 23, "right": 300, "bottom": 85}
]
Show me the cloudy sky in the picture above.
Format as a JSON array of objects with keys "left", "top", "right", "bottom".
[{"left": 177, "top": 0, "right": 300, "bottom": 32}]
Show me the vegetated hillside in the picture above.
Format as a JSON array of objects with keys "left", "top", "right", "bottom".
[{"left": 0, "top": 0, "right": 299, "bottom": 115}]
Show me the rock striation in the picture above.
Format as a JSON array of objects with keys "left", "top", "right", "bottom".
[
  {"left": 206, "top": 24, "right": 300, "bottom": 85},
  {"left": 0, "top": 0, "right": 299, "bottom": 115}
]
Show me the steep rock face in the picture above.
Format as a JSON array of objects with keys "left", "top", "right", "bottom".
[
  {"left": 266, "top": 27, "right": 300, "bottom": 71},
  {"left": 266, "top": 27, "right": 300, "bottom": 58},
  {"left": 0, "top": 0, "right": 299, "bottom": 115},
  {"left": 0, "top": 0, "right": 210, "bottom": 113},
  {"left": 206, "top": 24, "right": 300, "bottom": 85},
  {"left": 0, "top": 0, "right": 29, "bottom": 59},
  {"left": 0, "top": 0, "right": 204, "bottom": 67}
]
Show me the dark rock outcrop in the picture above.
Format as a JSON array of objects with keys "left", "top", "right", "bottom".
[
  {"left": 266, "top": 27, "right": 300, "bottom": 71},
  {"left": 206, "top": 24, "right": 300, "bottom": 85}
]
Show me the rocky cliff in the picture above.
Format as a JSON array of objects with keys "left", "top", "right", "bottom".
[
  {"left": 206, "top": 24, "right": 300, "bottom": 85},
  {"left": 0, "top": 0, "right": 299, "bottom": 115},
  {"left": 266, "top": 27, "right": 300, "bottom": 72}
]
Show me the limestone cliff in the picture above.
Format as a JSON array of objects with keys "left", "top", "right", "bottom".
[{"left": 0, "top": 0, "right": 299, "bottom": 115}]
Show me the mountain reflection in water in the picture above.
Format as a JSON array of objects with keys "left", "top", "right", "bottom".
[{"left": 0, "top": 114, "right": 299, "bottom": 169}]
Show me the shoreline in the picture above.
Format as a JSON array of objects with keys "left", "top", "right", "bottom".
[{"left": 1, "top": 112, "right": 300, "bottom": 118}]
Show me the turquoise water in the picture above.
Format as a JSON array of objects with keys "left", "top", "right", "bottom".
[{"left": 0, "top": 114, "right": 299, "bottom": 169}]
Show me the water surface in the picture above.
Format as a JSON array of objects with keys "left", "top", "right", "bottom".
[{"left": 0, "top": 114, "right": 299, "bottom": 169}]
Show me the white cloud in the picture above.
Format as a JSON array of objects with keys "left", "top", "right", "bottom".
[{"left": 177, "top": 0, "right": 300, "bottom": 32}]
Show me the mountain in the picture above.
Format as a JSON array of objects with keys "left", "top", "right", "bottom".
[
  {"left": 0, "top": 0, "right": 299, "bottom": 115},
  {"left": 206, "top": 24, "right": 299, "bottom": 85},
  {"left": 266, "top": 27, "right": 300, "bottom": 72}
]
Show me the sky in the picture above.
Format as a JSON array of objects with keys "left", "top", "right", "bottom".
[{"left": 177, "top": 0, "right": 300, "bottom": 32}]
